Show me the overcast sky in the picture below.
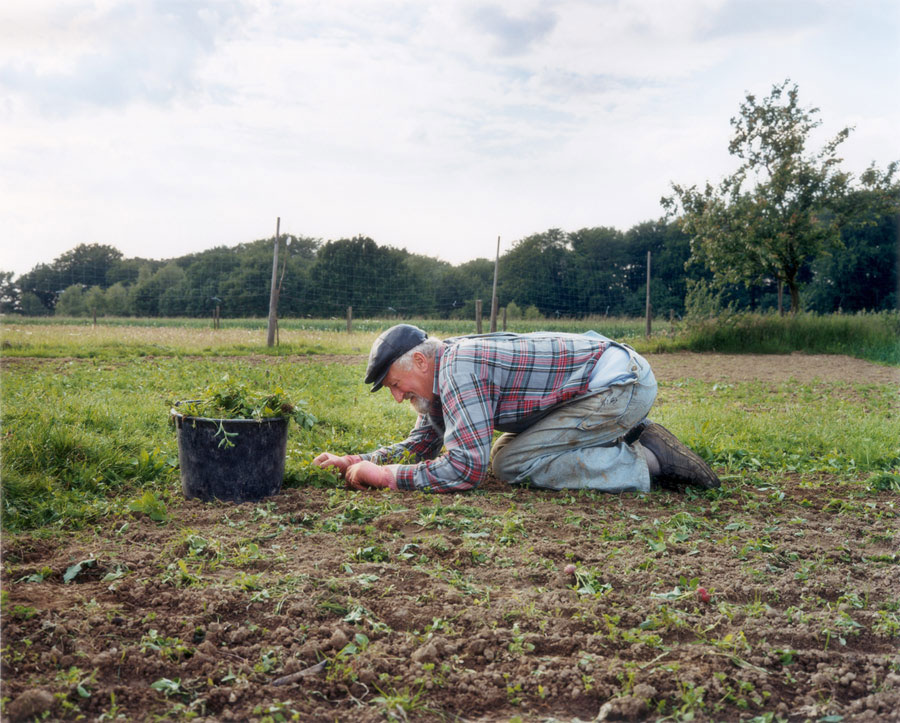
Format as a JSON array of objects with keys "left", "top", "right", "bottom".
[{"left": 1, "top": 0, "right": 898, "bottom": 277}]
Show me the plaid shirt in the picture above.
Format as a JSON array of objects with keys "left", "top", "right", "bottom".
[{"left": 361, "top": 332, "right": 609, "bottom": 492}]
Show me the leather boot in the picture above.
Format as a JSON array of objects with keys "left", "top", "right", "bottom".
[{"left": 632, "top": 421, "right": 721, "bottom": 490}]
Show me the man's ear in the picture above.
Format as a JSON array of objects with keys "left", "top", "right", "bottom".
[{"left": 412, "top": 351, "right": 430, "bottom": 372}]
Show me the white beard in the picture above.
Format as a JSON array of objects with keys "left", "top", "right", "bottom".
[{"left": 408, "top": 395, "right": 431, "bottom": 415}]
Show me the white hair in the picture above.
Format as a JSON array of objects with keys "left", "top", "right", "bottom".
[{"left": 392, "top": 336, "right": 442, "bottom": 372}]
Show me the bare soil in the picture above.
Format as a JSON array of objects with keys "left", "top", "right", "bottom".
[{"left": 2, "top": 354, "right": 898, "bottom": 722}]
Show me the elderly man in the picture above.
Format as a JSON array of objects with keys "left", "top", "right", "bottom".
[{"left": 313, "top": 324, "right": 720, "bottom": 494}]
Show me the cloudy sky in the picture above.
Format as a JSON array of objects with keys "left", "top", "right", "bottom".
[{"left": 1, "top": 0, "right": 898, "bottom": 277}]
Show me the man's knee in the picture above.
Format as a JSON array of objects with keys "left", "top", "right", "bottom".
[{"left": 490, "top": 433, "right": 517, "bottom": 480}]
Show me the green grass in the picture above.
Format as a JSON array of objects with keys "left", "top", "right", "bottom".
[
  {"left": 4, "top": 311, "right": 897, "bottom": 363},
  {"left": 5, "top": 314, "right": 663, "bottom": 337},
  {"left": 656, "top": 310, "right": 900, "bottom": 365},
  {"left": 2, "top": 328, "right": 897, "bottom": 533},
  {"left": 0, "top": 356, "right": 419, "bottom": 532},
  {"left": 656, "top": 379, "right": 900, "bottom": 474},
  {"left": 0, "top": 315, "right": 662, "bottom": 360}
]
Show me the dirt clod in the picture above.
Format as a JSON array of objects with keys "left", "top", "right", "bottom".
[{"left": 7, "top": 689, "right": 55, "bottom": 722}]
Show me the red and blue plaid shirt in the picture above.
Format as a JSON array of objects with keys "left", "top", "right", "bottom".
[{"left": 361, "top": 332, "right": 609, "bottom": 493}]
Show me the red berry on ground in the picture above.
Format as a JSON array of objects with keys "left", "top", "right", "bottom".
[{"left": 697, "top": 587, "right": 710, "bottom": 603}]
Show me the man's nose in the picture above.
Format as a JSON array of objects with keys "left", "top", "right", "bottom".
[{"left": 391, "top": 387, "right": 404, "bottom": 403}]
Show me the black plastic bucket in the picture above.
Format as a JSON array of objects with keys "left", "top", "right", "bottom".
[{"left": 171, "top": 404, "right": 289, "bottom": 502}]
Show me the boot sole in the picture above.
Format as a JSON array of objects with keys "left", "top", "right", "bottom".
[{"left": 638, "top": 422, "right": 721, "bottom": 490}]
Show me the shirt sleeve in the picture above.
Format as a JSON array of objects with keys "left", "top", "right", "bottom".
[
  {"left": 359, "top": 414, "right": 443, "bottom": 466},
  {"left": 392, "top": 372, "right": 495, "bottom": 493}
]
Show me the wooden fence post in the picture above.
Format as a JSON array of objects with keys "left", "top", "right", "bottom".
[
  {"left": 645, "top": 250, "right": 652, "bottom": 337},
  {"left": 346, "top": 306, "right": 352, "bottom": 334},
  {"left": 476, "top": 299, "right": 483, "bottom": 334},
  {"left": 490, "top": 235, "right": 500, "bottom": 332},
  {"left": 266, "top": 217, "right": 281, "bottom": 347}
]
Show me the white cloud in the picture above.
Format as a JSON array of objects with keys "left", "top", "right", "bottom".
[
  {"left": 0, "top": 0, "right": 247, "bottom": 115},
  {"left": 1, "top": 0, "right": 898, "bottom": 276}
]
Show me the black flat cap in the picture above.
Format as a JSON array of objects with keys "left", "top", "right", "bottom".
[{"left": 364, "top": 324, "right": 428, "bottom": 392}]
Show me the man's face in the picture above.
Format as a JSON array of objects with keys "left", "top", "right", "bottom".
[{"left": 382, "top": 354, "right": 434, "bottom": 414}]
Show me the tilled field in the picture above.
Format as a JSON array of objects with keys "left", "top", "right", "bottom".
[{"left": 2, "top": 354, "right": 899, "bottom": 722}]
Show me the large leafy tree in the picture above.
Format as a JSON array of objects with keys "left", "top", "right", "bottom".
[
  {"left": 55, "top": 284, "right": 87, "bottom": 316},
  {"left": 18, "top": 243, "right": 123, "bottom": 311},
  {"left": 436, "top": 258, "right": 494, "bottom": 319},
  {"left": 0, "top": 271, "right": 20, "bottom": 313},
  {"left": 623, "top": 220, "right": 695, "bottom": 318},
  {"left": 130, "top": 263, "right": 186, "bottom": 317},
  {"left": 806, "top": 196, "right": 899, "bottom": 313},
  {"left": 307, "top": 237, "right": 414, "bottom": 317},
  {"left": 568, "top": 226, "right": 628, "bottom": 315},
  {"left": 500, "top": 229, "right": 574, "bottom": 316},
  {"left": 404, "top": 253, "right": 452, "bottom": 317},
  {"left": 663, "top": 80, "right": 897, "bottom": 314},
  {"left": 53, "top": 243, "right": 123, "bottom": 287}
]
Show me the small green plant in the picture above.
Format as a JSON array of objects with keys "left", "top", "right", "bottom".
[
  {"left": 343, "top": 605, "right": 391, "bottom": 633},
  {"left": 709, "top": 630, "right": 752, "bottom": 655},
  {"left": 497, "top": 517, "right": 526, "bottom": 545},
  {"left": 650, "top": 576, "right": 700, "bottom": 601},
  {"left": 131, "top": 446, "right": 171, "bottom": 480},
  {"left": 233, "top": 541, "right": 264, "bottom": 566},
  {"left": 10, "top": 604, "right": 38, "bottom": 620},
  {"left": 98, "top": 691, "right": 127, "bottom": 721},
  {"left": 673, "top": 680, "right": 706, "bottom": 718},
  {"left": 252, "top": 700, "right": 301, "bottom": 722},
  {"left": 235, "top": 572, "right": 264, "bottom": 591},
  {"left": 508, "top": 623, "right": 535, "bottom": 655},
  {"left": 128, "top": 491, "right": 168, "bottom": 522},
  {"left": 56, "top": 666, "right": 97, "bottom": 700},
  {"left": 149, "top": 677, "right": 186, "bottom": 699},
  {"left": 18, "top": 566, "right": 54, "bottom": 583},
  {"left": 355, "top": 544, "right": 390, "bottom": 563},
  {"left": 866, "top": 471, "right": 900, "bottom": 492},
  {"left": 63, "top": 558, "right": 97, "bottom": 583},
  {"left": 505, "top": 681, "right": 524, "bottom": 706},
  {"left": 372, "top": 684, "right": 429, "bottom": 721},
  {"left": 254, "top": 649, "right": 279, "bottom": 674},
  {"left": 325, "top": 631, "right": 372, "bottom": 684},
  {"left": 571, "top": 567, "right": 613, "bottom": 597},
  {"left": 872, "top": 609, "right": 900, "bottom": 638},
  {"left": 773, "top": 648, "right": 798, "bottom": 665},
  {"left": 161, "top": 559, "right": 201, "bottom": 588},
  {"left": 140, "top": 630, "right": 193, "bottom": 661}
]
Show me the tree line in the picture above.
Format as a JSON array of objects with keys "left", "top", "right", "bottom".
[
  {"left": 2, "top": 209, "right": 894, "bottom": 321},
  {"left": 2, "top": 80, "right": 897, "bottom": 320}
]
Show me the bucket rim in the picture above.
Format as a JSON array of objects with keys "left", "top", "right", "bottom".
[{"left": 170, "top": 400, "right": 290, "bottom": 425}]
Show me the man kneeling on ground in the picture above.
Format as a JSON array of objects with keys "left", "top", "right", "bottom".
[{"left": 313, "top": 324, "right": 720, "bottom": 494}]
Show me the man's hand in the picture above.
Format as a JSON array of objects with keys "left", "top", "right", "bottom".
[
  {"left": 312, "top": 453, "right": 362, "bottom": 478},
  {"left": 345, "top": 461, "right": 397, "bottom": 491}
]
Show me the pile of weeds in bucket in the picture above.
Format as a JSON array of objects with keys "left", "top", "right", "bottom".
[{"left": 176, "top": 375, "right": 316, "bottom": 428}]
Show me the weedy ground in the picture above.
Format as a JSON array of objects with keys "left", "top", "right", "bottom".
[{"left": 1, "top": 328, "right": 898, "bottom": 722}]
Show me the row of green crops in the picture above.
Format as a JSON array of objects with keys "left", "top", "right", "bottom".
[{"left": 2, "top": 348, "right": 898, "bottom": 533}]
